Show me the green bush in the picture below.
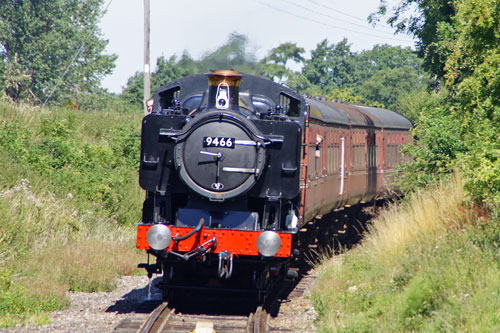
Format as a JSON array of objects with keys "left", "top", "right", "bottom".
[
  {"left": 0, "top": 100, "right": 145, "bottom": 327},
  {"left": 395, "top": 90, "right": 466, "bottom": 193},
  {"left": 0, "top": 102, "right": 142, "bottom": 224}
]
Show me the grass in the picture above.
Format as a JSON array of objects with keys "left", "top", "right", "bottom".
[
  {"left": 312, "top": 174, "right": 500, "bottom": 332},
  {"left": 0, "top": 99, "right": 146, "bottom": 327}
]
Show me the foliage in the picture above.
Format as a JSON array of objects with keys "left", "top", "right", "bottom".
[
  {"left": 153, "top": 52, "right": 198, "bottom": 88},
  {"left": 357, "top": 66, "right": 423, "bottom": 110},
  {"left": 119, "top": 71, "right": 146, "bottom": 110},
  {"left": 394, "top": 90, "right": 466, "bottom": 192},
  {"left": 313, "top": 175, "right": 500, "bottom": 332},
  {"left": 300, "top": 40, "right": 426, "bottom": 110},
  {"left": 441, "top": 0, "right": 500, "bottom": 206},
  {"left": 374, "top": 0, "right": 500, "bottom": 207},
  {"left": 258, "top": 42, "right": 305, "bottom": 83},
  {"left": 0, "top": 0, "right": 116, "bottom": 106},
  {"left": 120, "top": 33, "right": 425, "bottom": 111},
  {"left": 303, "top": 38, "right": 356, "bottom": 91},
  {"left": 370, "top": 0, "right": 456, "bottom": 80},
  {"left": 326, "top": 88, "right": 363, "bottom": 105},
  {"left": 120, "top": 53, "right": 198, "bottom": 110},
  {"left": 355, "top": 44, "right": 424, "bottom": 79},
  {"left": 0, "top": 100, "right": 144, "bottom": 327},
  {"left": 0, "top": 102, "right": 142, "bottom": 224},
  {"left": 354, "top": 45, "right": 429, "bottom": 109}
]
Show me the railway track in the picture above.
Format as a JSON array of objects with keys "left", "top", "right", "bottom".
[
  {"left": 115, "top": 302, "right": 275, "bottom": 332},
  {"left": 140, "top": 303, "right": 271, "bottom": 333}
]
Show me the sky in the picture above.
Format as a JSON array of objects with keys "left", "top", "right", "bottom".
[{"left": 98, "top": 0, "right": 416, "bottom": 94}]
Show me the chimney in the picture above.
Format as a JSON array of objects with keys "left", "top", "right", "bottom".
[{"left": 206, "top": 70, "right": 243, "bottom": 111}]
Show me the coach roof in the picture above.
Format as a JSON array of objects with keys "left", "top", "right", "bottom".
[{"left": 307, "top": 98, "right": 412, "bottom": 130}]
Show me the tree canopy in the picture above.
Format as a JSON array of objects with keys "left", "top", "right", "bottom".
[
  {"left": 120, "top": 33, "right": 259, "bottom": 109},
  {"left": 374, "top": 0, "right": 500, "bottom": 207},
  {"left": 299, "top": 40, "right": 426, "bottom": 110},
  {"left": 370, "top": 0, "right": 455, "bottom": 81},
  {"left": 258, "top": 42, "right": 305, "bottom": 83},
  {"left": 120, "top": 34, "right": 426, "bottom": 112},
  {"left": 0, "top": 0, "right": 116, "bottom": 105},
  {"left": 303, "top": 38, "right": 356, "bottom": 91}
]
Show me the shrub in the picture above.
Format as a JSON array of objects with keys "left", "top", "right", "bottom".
[{"left": 0, "top": 100, "right": 145, "bottom": 327}]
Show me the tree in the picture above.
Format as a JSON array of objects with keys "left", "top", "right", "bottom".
[
  {"left": 354, "top": 45, "right": 429, "bottom": 110},
  {"left": 302, "top": 38, "right": 356, "bottom": 90},
  {"left": 258, "top": 42, "right": 305, "bottom": 83},
  {"left": 370, "top": 0, "right": 455, "bottom": 81},
  {"left": 118, "top": 72, "right": 145, "bottom": 109},
  {"left": 300, "top": 41, "right": 426, "bottom": 109},
  {"left": 152, "top": 53, "right": 197, "bottom": 89},
  {"left": 357, "top": 66, "right": 423, "bottom": 110},
  {"left": 441, "top": 0, "right": 500, "bottom": 205},
  {"left": 0, "top": 0, "right": 116, "bottom": 105},
  {"left": 354, "top": 44, "right": 424, "bottom": 79},
  {"left": 379, "top": 0, "right": 500, "bottom": 206},
  {"left": 120, "top": 53, "right": 198, "bottom": 109},
  {"left": 120, "top": 33, "right": 259, "bottom": 108}
]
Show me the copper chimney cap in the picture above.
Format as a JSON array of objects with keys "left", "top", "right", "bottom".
[{"left": 207, "top": 70, "right": 243, "bottom": 87}]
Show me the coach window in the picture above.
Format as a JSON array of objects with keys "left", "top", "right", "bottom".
[
  {"left": 386, "top": 144, "right": 391, "bottom": 167},
  {"left": 367, "top": 143, "right": 376, "bottom": 168},
  {"left": 328, "top": 144, "right": 333, "bottom": 174},
  {"left": 333, "top": 143, "right": 339, "bottom": 172},
  {"left": 352, "top": 144, "right": 356, "bottom": 170},
  {"left": 316, "top": 147, "right": 321, "bottom": 177},
  {"left": 309, "top": 143, "right": 316, "bottom": 178},
  {"left": 375, "top": 145, "right": 381, "bottom": 167},
  {"left": 388, "top": 144, "right": 395, "bottom": 167},
  {"left": 352, "top": 142, "right": 366, "bottom": 170}
]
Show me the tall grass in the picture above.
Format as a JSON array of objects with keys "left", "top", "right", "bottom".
[
  {"left": 312, "top": 174, "right": 500, "bottom": 332},
  {"left": 363, "top": 174, "right": 467, "bottom": 268},
  {"left": 0, "top": 100, "right": 146, "bottom": 327}
]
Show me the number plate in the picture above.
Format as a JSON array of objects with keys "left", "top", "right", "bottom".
[{"left": 203, "top": 136, "right": 235, "bottom": 149}]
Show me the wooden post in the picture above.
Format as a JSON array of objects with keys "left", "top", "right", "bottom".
[{"left": 143, "top": 0, "right": 151, "bottom": 115}]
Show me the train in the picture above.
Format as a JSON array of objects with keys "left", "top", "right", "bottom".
[{"left": 136, "top": 70, "right": 412, "bottom": 300}]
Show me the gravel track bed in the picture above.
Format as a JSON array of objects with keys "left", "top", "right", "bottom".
[
  {"left": 3, "top": 276, "right": 159, "bottom": 333},
  {"left": 3, "top": 271, "right": 317, "bottom": 332},
  {"left": 270, "top": 269, "right": 318, "bottom": 332}
]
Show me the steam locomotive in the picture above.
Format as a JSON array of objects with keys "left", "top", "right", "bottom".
[{"left": 136, "top": 70, "right": 412, "bottom": 299}]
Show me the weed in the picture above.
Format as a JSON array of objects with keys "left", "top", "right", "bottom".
[{"left": 400, "top": 274, "right": 441, "bottom": 328}]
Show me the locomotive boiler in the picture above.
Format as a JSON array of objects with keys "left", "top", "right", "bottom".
[{"left": 136, "top": 70, "right": 412, "bottom": 299}]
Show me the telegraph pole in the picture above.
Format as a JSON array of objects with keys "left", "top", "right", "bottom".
[{"left": 143, "top": 0, "right": 151, "bottom": 115}]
